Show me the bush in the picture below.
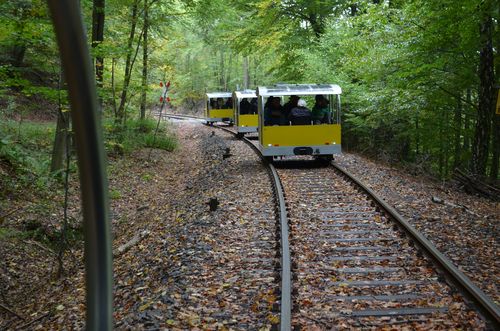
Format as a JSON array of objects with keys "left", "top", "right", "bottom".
[{"left": 103, "top": 117, "right": 177, "bottom": 155}]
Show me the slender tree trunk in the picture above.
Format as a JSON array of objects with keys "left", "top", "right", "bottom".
[
  {"left": 9, "top": 3, "right": 29, "bottom": 67},
  {"left": 444, "top": 109, "right": 450, "bottom": 177},
  {"left": 472, "top": 14, "right": 495, "bottom": 176},
  {"left": 492, "top": 101, "right": 500, "bottom": 179},
  {"left": 415, "top": 112, "right": 420, "bottom": 156},
  {"left": 140, "top": 0, "right": 149, "bottom": 120},
  {"left": 219, "top": 50, "right": 225, "bottom": 89},
  {"left": 92, "top": 0, "right": 105, "bottom": 88},
  {"left": 438, "top": 113, "right": 444, "bottom": 178},
  {"left": 51, "top": 70, "right": 70, "bottom": 173},
  {"left": 226, "top": 53, "right": 233, "bottom": 90},
  {"left": 453, "top": 96, "right": 462, "bottom": 168},
  {"left": 117, "top": 0, "right": 140, "bottom": 124},
  {"left": 243, "top": 56, "right": 249, "bottom": 90},
  {"left": 490, "top": 15, "right": 500, "bottom": 180},
  {"left": 111, "top": 57, "right": 117, "bottom": 117},
  {"left": 253, "top": 56, "right": 258, "bottom": 87},
  {"left": 463, "top": 89, "right": 471, "bottom": 154}
]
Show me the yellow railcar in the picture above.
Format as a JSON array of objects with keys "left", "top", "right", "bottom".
[
  {"left": 256, "top": 84, "right": 342, "bottom": 161},
  {"left": 232, "top": 90, "right": 258, "bottom": 138},
  {"left": 205, "top": 92, "right": 233, "bottom": 124}
]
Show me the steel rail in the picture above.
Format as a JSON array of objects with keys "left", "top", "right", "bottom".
[
  {"left": 162, "top": 114, "right": 292, "bottom": 330},
  {"left": 47, "top": 1, "right": 113, "bottom": 330},
  {"left": 331, "top": 162, "right": 500, "bottom": 328},
  {"left": 211, "top": 125, "right": 292, "bottom": 331}
]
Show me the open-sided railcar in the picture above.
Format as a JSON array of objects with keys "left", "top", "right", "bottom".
[
  {"left": 232, "top": 90, "right": 258, "bottom": 138},
  {"left": 256, "top": 84, "right": 342, "bottom": 161},
  {"left": 205, "top": 92, "right": 233, "bottom": 124}
]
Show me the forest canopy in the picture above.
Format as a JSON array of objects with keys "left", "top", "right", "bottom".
[{"left": 0, "top": 0, "right": 499, "bottom": 180}]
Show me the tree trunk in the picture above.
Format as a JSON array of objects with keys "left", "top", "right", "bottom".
[
  {"left": 472, "top": 15, "right": 494, "bottom": 176},
  {"left": 243, "top": 56, "right": 249, "bottom": 90},
  {"left": 491, "top": 101, "right": 500, "bottom": 179},
  {"left": 51, "top": 71, "right": 70, "bottom": 173},
  {"left": 219, "top": 50, "right": 225, "bottom": 89},
  {"left": 140, "top": 0, "right": 149, "bottom": 120},
  {"left": 453, "top": 96, "right": 462, "bottom": 168},
  {"left": 117, "top": 0, "right": 140, "bottom": 124},
  {"left": 438, "top": 113, "right": 444, "bottom": 178},
  {"left": 91, "top": 0, "right": 105, "bottom": 88},
  {"left": 9, "top": 3, "right": 30, "bottom": 67},
  {"left": 415, "top": 111, "right": 420, "bottom": 156},
  {"left": 463, "top": 89, "right": 471, "bottom": 154},
  {"left": 111, "top": 57, "right": 117, "bottom": 117},
  {"left": 226, "top": 53, "right": 233, "bottom": 90},
  {"left": 490, "top": 14, "right": 500, "bottom": 180}
]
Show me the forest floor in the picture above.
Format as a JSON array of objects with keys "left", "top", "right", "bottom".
[{"left": 0, "top": 119, "right": 498, "bottom": 329}]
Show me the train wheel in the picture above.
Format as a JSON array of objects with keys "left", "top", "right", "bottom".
[
  {"left": 236, "top": 133, "right": 244, "bottom": 139},
  {"left": 264, "top": 156, "right": 274, "bottom": 163}
]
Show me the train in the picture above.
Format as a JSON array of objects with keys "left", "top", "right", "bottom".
[
  {"left": 205, "top": 92, "right": 234, "bottom": 125},
  {"left": 205, "top": 84, "right": 342, "bottom": 161}
]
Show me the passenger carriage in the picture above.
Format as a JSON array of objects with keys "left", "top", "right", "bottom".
[
  {"left": 256, "top": 84, "right": 342, "bottom": 161},
  {"left": 205, "top": 92, "right": 233, "bottom": 125},
  {"left": 232, "top": 90, "right": 258, "bottom": 138}
]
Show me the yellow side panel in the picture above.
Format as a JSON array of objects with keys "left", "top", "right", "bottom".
[
  {"left": 262, "top": 125, "right": 341, "bottom": 146},
  {"left": 209, "top": 109, "right": 234, "bottom": 119},
  {"left": 239, "top": 114, "right": 258, "bottom": 127}
]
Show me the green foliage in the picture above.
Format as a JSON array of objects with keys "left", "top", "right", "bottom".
[
  {"left": 0, "top": 0, "right": 498, "bottom": 180},
  {"left": 109, "top": 189, "right": 122, "bottom": 199},
  {"left": 0, "top": 118, "right": 64, "bottom": 217},
  {"left": 0, "top": 220, "right": 83, "bottom": 248},
  {"left": 103, "top": 117, "right": 177, "bottom": 155}
]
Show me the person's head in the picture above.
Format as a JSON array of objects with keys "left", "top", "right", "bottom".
[
  {"left": 290, "top": 95, "right": 300, "bottom": 106},
  {"left": 297, "top": 99, "right": 307, "bottom": 108},
  {"left": 315, "top": 95, "right": 329, "bottom": 106},
  {"left": 271, "top": 97, "right": 281, "bottom": 107},
  {"left": 217, "top": 98, "right": 224, "bottom": 106}
]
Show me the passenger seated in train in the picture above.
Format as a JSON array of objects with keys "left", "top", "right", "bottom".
[
  {"left": 210, "top": 99, "right": 217, "bottom": 109},
  {"left": 223, "top": 97, "right": 233, "bottom": 109},
  {"left": 250, "top": 98, "right": 258, "bottom": 114},
  {"left": 216, "top": 98, "right": 225, "bottom": 109},
  {"left": 312, "top": 95, "right": 331, "bottom": 124},
  {"left": 283, "top": 95, "right": 300, "bottom": 118},
  {"left": 240, "top": 98, "right": 251, "bottom": 114},
  {"left": 264, "top": 96, "right": 284, "bottom": 126},
  {"left": 289, "top": 99, "right": 312, "bottom": 125}
]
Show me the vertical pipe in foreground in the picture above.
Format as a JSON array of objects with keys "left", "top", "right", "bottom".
[{"left": 47, "top": 1, "right": 113, "bottom": 329}]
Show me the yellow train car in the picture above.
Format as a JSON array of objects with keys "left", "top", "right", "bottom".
[
  {"left": 205, "top": 92, "right": 233, "bottom": 124},
  {"left": 232, "top": 90, "right": 258, "bottom": 138},
  {"left": 256, "top": 84, "right": 342, "bottom": 161}
]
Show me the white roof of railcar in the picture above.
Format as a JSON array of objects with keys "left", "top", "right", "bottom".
[
  {"left": 257, "top": 84, "right": 342, "bottom": 96},
  {"left": 206, "top": 92, "right": 232, "bottom": 99},
  {"left": 233, "top": 90, "right": 256, "bottom": 99}
]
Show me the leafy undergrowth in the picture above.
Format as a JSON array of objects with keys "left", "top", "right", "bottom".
[{"left": 0, "top": 116, "right": 178, "bottom": 329}]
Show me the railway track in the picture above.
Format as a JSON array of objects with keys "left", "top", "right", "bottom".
[
  {"left": 276, "top": 163, "right": 497, "bottom": 329},
  {"left": 162, "top": 113, "right": 499, "bottom": 330}
]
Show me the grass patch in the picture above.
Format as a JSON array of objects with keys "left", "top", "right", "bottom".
[
  {"left": 103, "top": 117, "right": 177, "bottom": 155},
  {"left": 0, "top": 118, "right": 58, "bottom": 197},
  {"left": 109, "top": 189, "right": 122, "bottom": 199},
  {"left": 0, "top": 227, "right": 19, "bottom": 239}
]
